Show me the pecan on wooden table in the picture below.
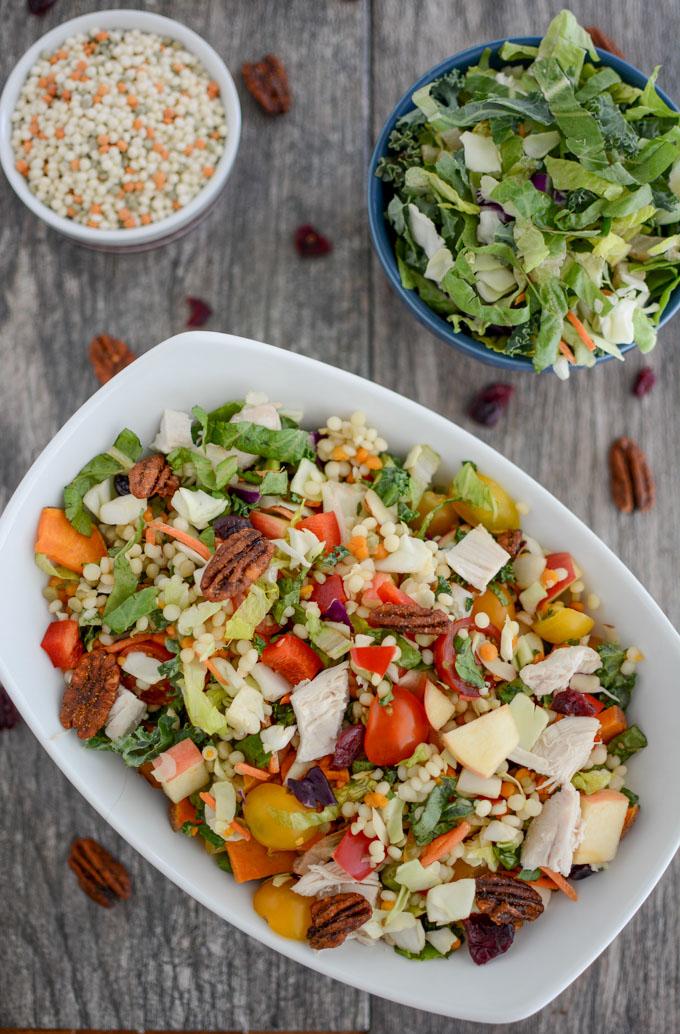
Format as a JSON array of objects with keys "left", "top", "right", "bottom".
[
  {"left": 88, "top": 333, "right": 135, "bottom": 384},
  {"left": 68, "top": 837, "right": 131, "bottom": 908},
  {"left": 242, "top": 54, "right": 291, "bottom": 114},
  {"left": 200, "top": 525, "right": 274, "bottom": 600},
  {"left": 609, "top": 437, "right": 655, "bottom": 513},
  {"left": 307, "top": 892, "right": 372, "bottom": 949},
  {"left": 368, "top": 602, "right": 450, "bottom": 636},
  {"left": 60, "top": 651, "right": 120, "bottom": 739},
  {"left": 128, "top": 453, "right": 179, "bottom": 500}
]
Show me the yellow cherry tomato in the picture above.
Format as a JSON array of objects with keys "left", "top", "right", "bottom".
[
  {"left": 253, "top": 878, "right": 313, "bottom": 941},
  {"left": 471, "top": 587, "right": 516, "bottom": 630},
  {"left": 451, "top": 473, "right": 520, "bottom": 533},
  {"left": 243, "top": 783, "right": 322, "bottom": 851},
  {"left": 416, "top": 490, "right": 459, "bottom": 537},
  {"left": 533, "top": 606, "right": 594, "bottom": 644}
]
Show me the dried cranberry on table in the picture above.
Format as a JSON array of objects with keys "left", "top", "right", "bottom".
[
  {"left": 632, "top": 367, "right": 656, "bottom": 398},
  {"left": 469, "top": 383, "right": 514, "bottom": 427},
  {"left": 0, "top": 684, "right": 21, "bottom": 731},
  {"left": 465, "top": 912, "right": 515, "bottom": 965},
  {"left": 186, "top": 297, "right": 213, "bottom": 328},
  {"left": 294, "top": 224, "right": 333, "bottom": 257},
  {"left": 551, "top": 688, "right": 597, "bottom": 716}
]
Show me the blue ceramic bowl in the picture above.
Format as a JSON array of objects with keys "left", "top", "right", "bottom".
[{"left": 367, "top": 36, "right": 680, "bottom": 372}]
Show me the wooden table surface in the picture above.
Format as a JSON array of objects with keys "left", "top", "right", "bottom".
[{"left": 1, "top": 1, "right": 679, "bottom": 1031}]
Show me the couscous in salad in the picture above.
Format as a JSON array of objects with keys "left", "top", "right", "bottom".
[{"left": 37, "top": 395, "right": 646, "bottom": 963}]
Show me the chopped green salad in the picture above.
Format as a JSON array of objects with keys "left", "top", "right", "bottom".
[{"left": 376, "top": 10, "right": 680, "bottom": 374}]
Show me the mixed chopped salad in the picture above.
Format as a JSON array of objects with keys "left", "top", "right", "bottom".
[
  {"left": 376, "top": 10, "right": 680, "bottom": 375},
  {"left": 37, "top": 395, "right": 647, "bottom": 963}
]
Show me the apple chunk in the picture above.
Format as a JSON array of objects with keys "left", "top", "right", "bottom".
[
  {"left": 441, "top": 704, "right": 519, "bottom": 779},
  {"left": 152, "top": 738, "right": 209, "bottom": 804},
  {"left": 424, "top": 680, "right": 455, "bottom": 731},
  {"left": 573, "top": 789, "right": 629, "bottom": 865}
]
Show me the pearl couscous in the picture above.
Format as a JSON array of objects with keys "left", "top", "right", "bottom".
[
  {"left": 37, "top": 392, "right": 646, "bottom": 963},
  {"left": 11, "top": 28, "right": 227, "bottom": 229}
]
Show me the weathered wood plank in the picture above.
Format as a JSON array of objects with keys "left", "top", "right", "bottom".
[
  {"left": 370, "top": 1, "right": 680, "bottom": 1032},
  {"left": 0, "top": 0, "right": 370, "bottom": 1029}
]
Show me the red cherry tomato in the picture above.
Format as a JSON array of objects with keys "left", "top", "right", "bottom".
[
  {"left": 543, "top": 552, "right": 577, "bottom": 602},
  {"left": 364, "top": 685, "right": 430, "bottom": 766},
  {"left": 434, "top": 617, "right": 498, "bottom": 699},
  {"left": 297, "top": 511, "right": 341, "bottom": 552},
  {"left": 116, "top": 639, "right": 174, "bottom": 705}
]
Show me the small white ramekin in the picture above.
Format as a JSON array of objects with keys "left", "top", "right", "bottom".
[{"left": 0, "top": 9, "right": 241, "bottom": 251}]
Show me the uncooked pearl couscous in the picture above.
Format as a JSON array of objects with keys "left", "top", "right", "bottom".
[{"left": 11, "top": 28, "right": 227, "bottom": 229}]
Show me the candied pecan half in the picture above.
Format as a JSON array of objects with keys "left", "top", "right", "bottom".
[
  {"left": 242, "top": 54, "right": 291, "bottom": 114},
  {"left": 128, "top": 453, "right": 179, "bottom": 500},
  {"left": 88, "top": 333, "right": 135, "bottom": 384},
  {"left": 307, "top": 892, "right": 372, "bottom": 949},
  {"left": 213, "top": 514, "right": 252, "bottom": 540},
  {"left": 68, "top": 837, "right": 131, "bottom": 908},
  {"left": 200, "top": 526, "right": 274, "bottom": 601},
  {"left": 586, "top": 25, "right": 625, "bottom": 58},
  {"left": 609, "top": 437, "right": 655, "bottom": 514},
  {"left": 60, "top": 651, "right": 120, "bottom": 740},
  {"left": 475, "top": 872, "right": 544, "bottom": 927},
  {"left": 367, "top": 602, "right": 450, "bottom": 636},
  {"left": 495, "top": 529, "right": 523, "bottom": 558}
]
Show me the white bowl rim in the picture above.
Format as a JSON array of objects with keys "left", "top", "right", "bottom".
[
  {"left": 1, "top": 331, "right": 679, "bottom": 1023},
  {"left": 0, "top": 9, "right": 241, "bottom": 246}
]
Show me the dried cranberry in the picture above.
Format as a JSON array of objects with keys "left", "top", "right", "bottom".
[
  {"left": 186, "top": 297, "right": 213, "bottom": 328},
  {"left": 0, "top": 684, "right": 21, "bottom": 731},
  {"left": 632, "top": 366, "right": 656, "bottom": 397},
  {"left": 28, "top": 0, "right": 58, "bottom": 14},
  {"left": 465, "top": 913, "right": 515, "bottom": 965},
  {"left": 469, "top": 383, "right": 514, "bottom": 428},
  {"left": 114, "top": 473, "right": 130, "bottom": 496},
  {"left": 569, "top": 863, "right": 596, "bottom": 880},
  {"left": 332, "top": 725, "right": 365, "bottom": 768},
  {"left": 551, "top": 689, "right": 597, "bottom": 716},
  {"left": 294, "top": 224, "right": 333, "bottom": 257}
]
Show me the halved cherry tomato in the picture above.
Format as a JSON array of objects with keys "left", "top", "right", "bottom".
[
  {"left": 333, "top": 829, "right": 376, "bottom": 880},
  {"left": 40, "top": 619, "right": 84, "bottom": 670},
  {"left": 297, "top": 511, "right": 341, "bottom": 552},
  {"left": 261, "top": 634, "right": 323, "bottom": 684},
  {"left": 350, "top": 644, "right": 397, "bottom": 678},
  {"left": 249, "top": 510, "right": 290, "bottom": 539},
  {"left": 116, "top": 639, "right": 174, "bottom": 705},
  {"left": 543, "top": 552, "right": 577, "bottom": 602},
  {"left": 310, "top": 573, "right": 347, "bottom": 615},
  {"left": 116, "top": 639, "right": 173, "bottom": 662},
  {"left": 471, "top": 588, "right": 515, "bottom": 631},
  {"left": 364, "top": 685, "right": 430, "bottom": 766},
  {"left": 433, "top": 618, "right": 494, "bottom": 698}
]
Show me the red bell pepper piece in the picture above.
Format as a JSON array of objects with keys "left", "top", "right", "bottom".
[
  {"left": 332, "top": 828, "right": 376, "bottom": 880},
  {"left": 310, "top": 573, "right": 347, "bottom": 615},
  {"left": 297, "top": 511, "right": 341, "bottom": 552},
  {"left": 261, "top": 634, "right": 323, "bottom": 685},
  {"left": 40, "top": 619, "right": 84, "bottom": 670},
  {"left": 350, "top": 644, "right": 397, "bottom": 678}
]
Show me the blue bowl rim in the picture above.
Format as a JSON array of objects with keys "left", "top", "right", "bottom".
[{"left": 367, "top": 35, "right": 680, "bottom": 372}]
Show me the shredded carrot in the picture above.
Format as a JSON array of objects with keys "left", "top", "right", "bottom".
[
  {"left": 144, "top": 527, "right": 157, "bottom": 546},
  {"left": 364, "top": 791, "right": 389, "bottom": 809},
  {"left": 513, "top": 291, "right": 526, "bottom": 305},
  {"left": 229, "top": 818, "right": 251, "bottom": 841},
  {"left": 566, "top": 310, "right": 596, "bottom": 352},
  {"left": 268, "top": 752, "right": 280, "bottom": 775},
  {"left": 152, "top": 521, "right": 211, "bottom": 560},
  {"left": 234, "top": 762, "right": 270, "bottom": 781},
  {"left": 331, "top": 446, "right": 349, "bottom": 462},
  {"left": 499, "top": 780, "right": 515, "bottom": 799},
  {"left": 364, "top": 455, "right": 382, "bottom": 471},
  {"left": 205, "top": 657, "right": 228, "bottom": 686},
  {"left": 531, "top": 876, "right": 559, "bottom": 891},
  {"left": 103, "top": 633, "right": 168, "bottom": 654},
  {"left": 420, "top": 820, "right": 471, "bottom": 868},
  {"left": 279, "top": 748, "right": 296, "bottom": 783},
  {"left": 199, "top": 791, "right": 217, "bottom": 810},
  {"left": 478, "top": 641, "right": 498, "bottom": 663},
  {"left": 348, "top": 535, "right": 369, "bottom": 561},
  {"left": 558, "top": 339, "right": 576, "bottom": 364},
  {"left": 540, "top": 866, "right": 578, "bottom": 900}
]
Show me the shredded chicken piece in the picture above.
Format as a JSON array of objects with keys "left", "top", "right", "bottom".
[
  {"left": 521, "top": 782, "right": 582, "bottom": 876},
  {"left": 509, "top": 715, "right": 600, "bottom": 791},
  {"left": 292, "top": 860, "right": 380, "bottom": 906},
  {"left": 520, "top": 645, "right": 601, "bottom": 696},
  {"left": 292, "top": 663, "right": 349, "bottom": 762},
  {"left": 293, "top": 831, "right": 345, "bottom": 876}
]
